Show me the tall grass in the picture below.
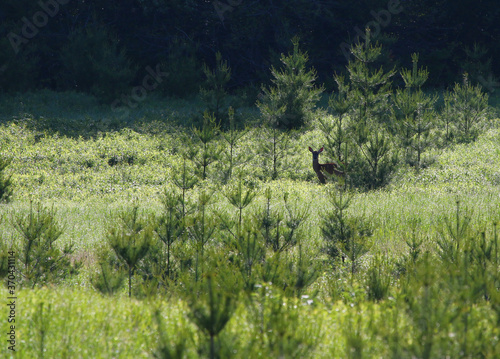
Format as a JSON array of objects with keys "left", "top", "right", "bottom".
[{"left": 0, "top": 100, "right": 499, "bottom": 357}]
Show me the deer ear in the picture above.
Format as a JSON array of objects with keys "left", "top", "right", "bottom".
[
  {"left": 308, "top": 147, "right": 313, "bottom": 152},
  {"left": 319, "top": 147, "right": 324, "bottom": 153}
]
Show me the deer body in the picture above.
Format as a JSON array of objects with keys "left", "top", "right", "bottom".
[{"left": 309, "top": 147, "right": 344, "bottom": 184}]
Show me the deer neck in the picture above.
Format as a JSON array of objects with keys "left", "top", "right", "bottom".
[{"left": 312, "top": 159, "right": 321, "bottom": 172}]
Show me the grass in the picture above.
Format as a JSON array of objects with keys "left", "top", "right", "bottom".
[
  {"left": 0, "top": 287, "right": 167, "bottom": 358},
  {"left": 1, "top": 286, "right": 498, "bottom": 358},
  {"left": 0, "top": 90, "right": 500, "bottom": 357}
]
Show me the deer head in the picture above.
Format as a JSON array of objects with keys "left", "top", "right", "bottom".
[{"left": 309, "top": 146, "right": 325, "bottom": 162}]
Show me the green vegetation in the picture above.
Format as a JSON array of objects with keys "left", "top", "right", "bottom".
[
  {"left": 0, "top": 39, "right": 499, "bottom": 358},
  {"left": 0, "top": 103, "right": 499, "bottom": 356},
  {"left": 11, "top": 201, "right": 80, "bottom": 289},
  {"left": 0, "top": 155, "right": 12, "bottom": 203},
  {"left": 257, "top": 38, "right": 323, "bottom": 129}
]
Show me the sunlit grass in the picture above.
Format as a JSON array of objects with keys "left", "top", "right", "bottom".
[
  {"left": 1, "top": 106, "right": 500, "bottom": 357},
  {"left": 1, "top": 122, "right": 500, "bottom": 273}
]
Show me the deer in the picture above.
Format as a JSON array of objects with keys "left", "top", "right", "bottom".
[{"left": 309, "top": 147, "right": 344, "bottom": 184}]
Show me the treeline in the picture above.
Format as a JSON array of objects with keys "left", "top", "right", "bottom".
[{"left": 0, "top": 0, "right": 499, "bottom": 99}]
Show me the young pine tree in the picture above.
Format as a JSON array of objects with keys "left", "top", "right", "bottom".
[
  {"left": 321, "top": 187, "right": 372, "bottom": 279},
  {"left": 171, "top": 152, "right": 198, "bottom": 222},
  {"left": 345, "top": 29, "right": 397, "bottom": 189},
  {"left": 319, "top": 74, "right": 352, "bottom": 164},
  {"left": 256, "top": 123, "right": 292, "bottom": 181},
  {"left": 224, "top": 175, "right": 257, "bottom": 236},
  {"left": 443, "top": 73, "right": 489, "bottom": 143},
  {"left": 191, "top": 112, "right": 221, "bottom": 181},
  {"left": 392, "top": 53, "right": 437, "bottom": 169},
  {"left": 12, "top": 202, "right": 80, "bottom": 288},
  {"left": 220, "top": 107, "right": 248, "bottom": 182},
  {"left": 91, "top": 251, "right": 126, "bottom": 296},
  {"left": 257, "top": 37, "right": 323, "bottom": 129},
  {"left": 155, "top": 189, "right": 185, "bottom": 281},
  {"left": 186, "top": 190, "right": 217, "bottom": 282},
  {"left": 188, "top": 274, "right": 236, "bottom": 359},
  {"left": 200, "top": 51, "right": 231, "bottom": 125},
  {"left": 107, "top": 205, "right": 154, "bottom": 297},
  {"left": 347, "top": 29, "right": 395, "bottom": 134},
  {"left": 153, "top": 309, "right": 189, "bottom": 359}
]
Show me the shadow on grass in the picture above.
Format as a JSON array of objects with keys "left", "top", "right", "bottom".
[{"left": 0, "top": 90, "right": 258, "bottom": 138}]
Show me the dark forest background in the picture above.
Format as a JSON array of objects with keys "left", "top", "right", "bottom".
[{"left": 1, "top": 0, "right": 499, "bottom": 101}]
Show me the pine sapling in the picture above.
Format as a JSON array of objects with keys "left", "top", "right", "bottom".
[
  {"left": 220, "top": 106, "right": 248, "bottom": 182},
  {"left": 188, "top": 274, "right": 236, "bottom": 359},
  {"left": 192, "top": 112, "right": 221, "bottom": 181},
  {"left": 12, "top": 201, "right": 80, "bottom": 288},
  {"left": 224, "top": 175, "right": 256, "bottom": 236},
  {"left": 155, "top": 189, "right": 185, "bottom": 280},
  {"left": 187, "top": 191, "right": 216, "bottom": 281},
  {"left": 257, "top": 37, "right": 323, "bottom": 130},
  {"left": 200, "top": 51, "right": 231, "bottom": 125},
  {"left": 107, "top": 205, "right": 154, "bottom": 297}
]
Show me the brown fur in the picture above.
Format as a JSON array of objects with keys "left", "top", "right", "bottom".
[{"left": 309, "top": 147, "right": 344, "bottom": 184}]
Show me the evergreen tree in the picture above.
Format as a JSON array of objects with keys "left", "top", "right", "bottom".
[
  {"left": 171, "top": 147, "right": 198, "bottom": 222},
  {"left": 200, "top": 51, "right": 231, "bottom": 125},
  {"left": 191, "top": 112, "right": 221, "bottom": 181},
  {"left": 155, "top": 189, "right": 185, "bottom": 281},
  {"left": 107, "top": 205, "right": 154, "bottom": 297},
  {"left": 321, "top": 187, "right": 372, "bottom": 277},
  {"left": 188, "top": 274, "right": 236, "bottom": 359},
  {"left": 60, "top": 26, "right": 136, "bottom": 103},
  {"left": 91, "top": 255, "right": 126, "bottom": 296},
  {"left": 392, "top": 53, "right": 437, "bottom": 169},
  {"left": 443, "top": 73, "right": 489, "bottom": 143},
  {"left": 220, "top": 107, "right": 249, "bottom": 182},
  {"left": 347, "top": 29, "right": 395, "bottom": 135},
  {"left": 319, "top": 74, "right": 352, "bottom": 164},
  {"left": 187, "top": 190, "right": 217, "bottom": 282},
  {"left": 343, "top": 29, "right": 398, "bottom": 189},
  {"left": 224, "top": 175, "right": 256, "bottom": 236},
  {"left": 257, "top": 124, "right": 291, "bottom": 180},
  {"left": 257, "top": 37, "right": 323, "bottom": 129},
  {"left": 12, "top": 202, "right": 80, "bottom": 288},
  {"left": 463, "top": 43, "right": 496, "bottom": 91}
]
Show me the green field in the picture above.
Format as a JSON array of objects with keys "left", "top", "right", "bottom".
[{"left": 1, "top": 91, "right": 500, "bottom": 358}]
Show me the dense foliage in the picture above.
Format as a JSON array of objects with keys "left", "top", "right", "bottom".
[
  {"left": 0, "top": 6, "right": 500, "bottom": 355},
  {"left": 1, "top": 1, "right": 499, "bottom": 96},
  {"left": 0, "top": 87, "right": 499, "bottom": 356}
]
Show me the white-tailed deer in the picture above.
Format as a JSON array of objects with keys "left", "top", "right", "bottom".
[{"left": 309, "top": 147, "right": 344, "bottom": 184}]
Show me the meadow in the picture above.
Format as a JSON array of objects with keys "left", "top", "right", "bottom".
[{"left": 0, "top": 90, "right": 500, "bottom": 358}]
